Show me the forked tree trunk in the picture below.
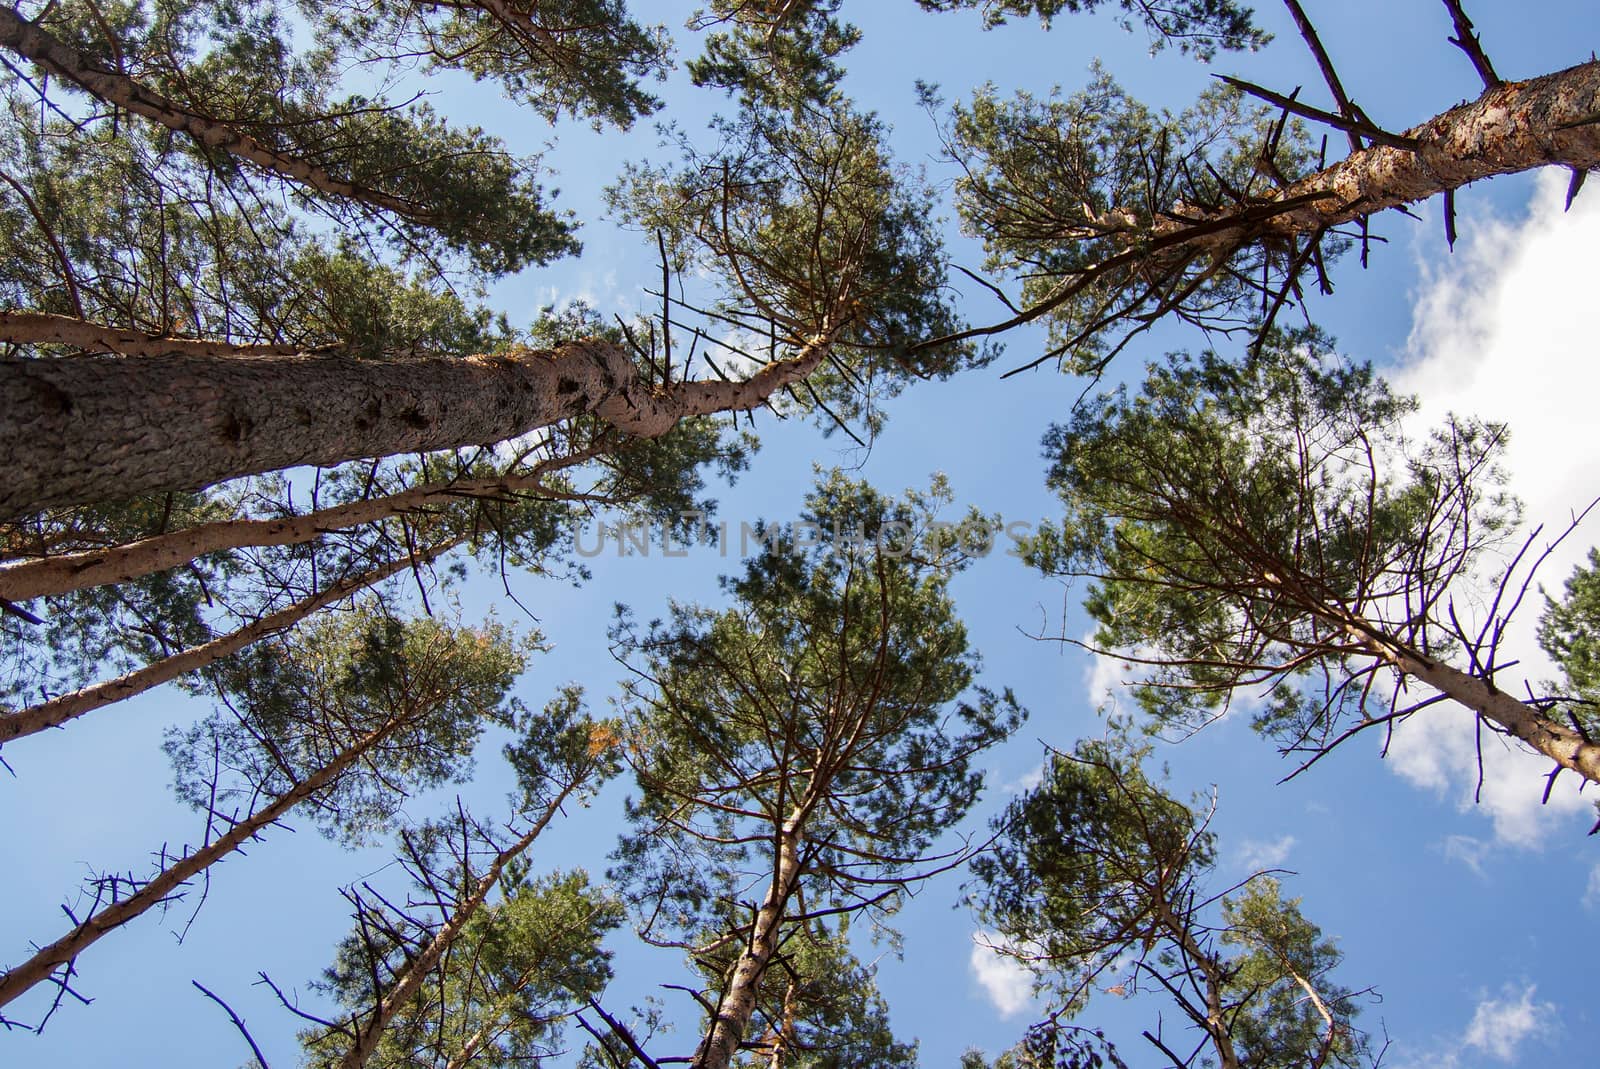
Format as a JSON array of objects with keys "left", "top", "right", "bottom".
[{"left": 0, "top": 333, "right": 834, "bottom": 519}]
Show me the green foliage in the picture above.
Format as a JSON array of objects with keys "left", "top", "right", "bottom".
[
  {"left": 687, "top": 0, "right": 863, "bottom": 109},
  {"left": 971, "top": 736, "right": 1376, "bottom": 1068},
  {"left": 961, "top": 1024, "right": 1127, "bottom": 1069},
  {"left": 23, "top": 0, "right": 578, "bottom": 274},
  {"left": 609, "top": 100, "right": 980, "bottom": 437},
  {"left": 941, "top": 71, "right": 1317, "bottom": 370},
  {"left": 1539, "top": 548, "right": 1600, "bottom": 737},
  {"left": 0, "top": 492, "right": 236, "bottom": 713},
  {"left": 917, "top": 0, "right": 1268, "bottom": 58},
  {"left": 970, "top": 737, "right": 1211, "bottom": 1013},
  {"left": 165, "top": 603, "right": 530, "bottom": 844},
  {"left": 304, "top": 868, "right": 624, "bottom": 1069},
  {"left": 300, "top": 688, "right": 625, "bottom": 1067},
  {"left": 306, "top": 0, "right": 671, "bottom": 128},
  {"left": 686, "top": 925, "right": 919, "bottom": 1069},
  {"left": 607, "top": 471, "right": 1021, "bottom": 1057},
  {"left": 0, "top": 88, "right": 513, "bottom": 354},
  {"left": 1220, "top": 879, "right": 1370, "bottom": 1069},
  {"left": 1023, "top": 330, "right": 1517, "bottom": 749}
]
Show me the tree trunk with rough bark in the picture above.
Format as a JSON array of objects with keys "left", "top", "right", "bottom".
[
  {"left": 694, "top": 819, "right": 805, "bottom": 1069},
  {"left": 1347, "top": 623, "right": 1600, "bottom": 785},
  {"left": 1167, "top": 59, "right": 1600, "bottom": 252},
  {"left": 0, "top": 332, "right": 833, "bottom": 519}
]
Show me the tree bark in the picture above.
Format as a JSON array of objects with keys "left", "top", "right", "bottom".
[
  {"left": 1171, "top": 59, "right": 1600, "bottom": 249},
  {"left": 0, "top": 311, "right": 314, "bottom": 358},
  {"left": 0, "top": 539, "right": 458, "bottom": 744},
  {"left": 0, "top": 451, "right": 594, "bottom": 602},
  {"left": 1150, "top": 895, "right": 1241, "bottom": 1069},
  {"left": 1350, "top": 625, "right": 1600, "bottom": 786},
  {"left": 695, "top": 819, "right": 804, "bottom": 1069},
  {"left": 0, "top": 712, "right": 403, "bottom": 1011},
  {"left": 0, "top": 6, "right": 430, "bottom": 221},
  {"left": 0, "top": 331, "right": 834, "bottom": 519}
]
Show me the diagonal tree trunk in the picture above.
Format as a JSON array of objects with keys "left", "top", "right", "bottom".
[
  {"left": 0, "top": 331, "right": 836, "bottom": 520},
  {"left": 924, "top": 60, "right": 1600, "bottom": 349},
  {"left": 0, "top": 447, "right": 599, "bottom": 602},
  {"left": 0, "top": 311, "right": 318, "bottom": 358},
  {"left": 0, "top": 711, "right": 408, "bottom": 1011},
  {"left": 337, "top": 774, "right": 584, "bottom": 1069},
  {"left": 0, "top": 537, "right": 461, "bottom": 744},
  {"left": 1185, "top": 59, "right": 1600, "bottom": 245},
  {"left": 0, "top": 6, "right": 431, "bottom": 221},
  {"left": 1343, "top": 618, "right": 1600, "bottom": 785}
]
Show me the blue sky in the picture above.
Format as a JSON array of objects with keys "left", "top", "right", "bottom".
[{"left": 4, "top": 2, "right": 1600, "bottom": 1066}]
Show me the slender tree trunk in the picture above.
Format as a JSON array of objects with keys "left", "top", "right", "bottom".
[
  {"left": 338, "top": 777, "right": 582, "bottom": 1069},
  {"left": 0, "top": 6, "right": 428, "bottom": 220},
  {"left": 1150, "top": 896, "right": 1241, "bottom": 1069},
  {"left": 695, "top": 819, "right": 805, "bottom": 1069},
  {"left": 0, "top": 539, "right": 459, "bottom": 743},
  {"left": 0, "top": 448, "right": 596, "bottom": 602},
  {"left": 0, "top": 714, "right": 403, "bottom": 1010},
  {"left": 1351, "top": 626, "right": 1600, "bottom": 785},
  {"left": 0, "top": 332, "right": 835, "bottom": 520}
]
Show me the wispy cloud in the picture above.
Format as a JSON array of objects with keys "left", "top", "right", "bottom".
[
  {"left": 1235, "top": 834, "right": 1296, "bottom": 873},
  {"left": 1389, "top": 982, "right": 1559, "bottom": 1069},
  {"left": 1439, "top": 834, "right": 1492, "bottom": 877}
]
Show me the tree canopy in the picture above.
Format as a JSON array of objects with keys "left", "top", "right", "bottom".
[{"left": 2, "top": 0, "right": 1598, "bottom": 1065}]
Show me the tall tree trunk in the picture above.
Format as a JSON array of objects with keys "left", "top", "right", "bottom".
[
  {"left": 695, "top": 819, "right": 805, "bottom": 1069},
  {"left": 0, "top": 332, "right": 835, "bottom": 520},
  {"left": 0, "top": 539, "right": 459, "bottom": 743},
  {"left": 337, "top": 776, "right": 582, "bottom": 1069},
  {"left": 0, "top": 448, "right": 595, "bottom": 602},
  {"left": 0, "top": 710, "right": 407, "bottom": 1011},
  {"left": 1150, "top": 896, "right": 1242, "bottom": 1069}
]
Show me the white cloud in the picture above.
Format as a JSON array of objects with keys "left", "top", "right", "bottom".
[
  {"left": 1389, "top": 983, "right": 1559, "bottom": 1069},
  {"left": 1235, "top": 833, "right": 1296, "bottom": 873},
  {"left": 969, "top": 933, "right": 1035, "bottom": 1019},
  {"left": 1584, "top": 862, "right": 1600, "bottom": 910},
  {"left": 1083, "top": 640, "right": 1141, "bottom": 711},
  {"left": 1461, "top": 984, "right": 1558, "bottom": 1062},
  {"left": 1386, "top": 169, "right": 1600, "bottom": 843}
]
